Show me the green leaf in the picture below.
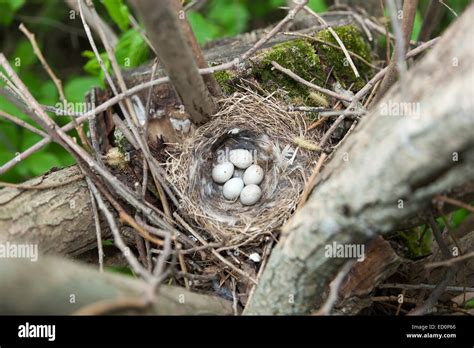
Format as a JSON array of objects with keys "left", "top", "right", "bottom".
[
  {"left": 11, "top": 39, "right": 37, "bottom": 71},
  {"left": 412, "top": 10, "right": 422, "bottom": 41},
  {"left": 308, "top": 0, "right": 327, "bottom": 13},
  {"left": 64, "top": 76, "right": 99, "bottom": 104},
  {"left": 102, "top": 0, "right": 130, "bottom": 32},
  {"left": 451, "top": 208, "right": 469, "bottom": 227},
  {"left": 463, "top": 298, "right": 474, "bottom": 309},
  {"left": 0, "top": 0, "right": 25, "bottom": 25},
  {"left": 106, "top": 266, "right": 134, "bottom": 277},
  {"left": 23, "top": 151, "right": 60, "bottom": 176},
  {"left": 39, "top": 81, "right": 59, "bottom": 106},
  {"left": 208, "top": 0, "right": 249, "bottom": 37},
  {"left": 187, "top": 11, "right": 220, "bottom": 45},
  {"left": 9, "top": 0, "right": 25, "bottom": 11},
  {"left": 115, "top": 29, "right": 149, "bottom": 68},
  {"left": 82, "top": 50, "right": 110, "bottom": 78}
]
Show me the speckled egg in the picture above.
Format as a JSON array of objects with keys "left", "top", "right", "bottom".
[
  {"left": 243, "top": 164, "right": 264, "bottom": 185},
  {"left": 229, "top": 149, "right": 253, "bottom": 169},
  {"left": 212, "top": 162, "right": 234, "bottom": 184},
  {"left": 240, "top": 184, "right": 262, "bottom": 206},
  {"left": 223, "top": 177, "right": 244, "bottom": 200}
]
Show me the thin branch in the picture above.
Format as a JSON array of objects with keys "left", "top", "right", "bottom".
[
  {"left": 426, "top": 251, "right": 474, "bottom": 269},
  {"left": 65, "top": 0, "right": 118, "bottom": 46},
  {"left": 130, "top": 0, "right": 215, "bottom": 124},
  {"left": 283, "top": 32, "right": 380, "bottom": 70},
  {"left": 271, "top": 61, "right": 352, "bottom": 101},
  {"left": 86, "top": 177, "right": 104, "bottom": 272},
  {"left": 241, "top": 0, "right": 308, "bottom": 61},
  {"left": 418, "top": 0, "right": 444, "bottom": 42},
  {"left": 86, "top": 177, "right": 152, "bottom": 281},
  {"left": 434, "top": 195, "right": 474, "bottom": 213},
  {"left": 371, "top": 0, "right": 419, "bottom": 105},
  {"left": 303, "top": 5, "right": 360, "bottom": 78},
  {"left": 173, "top": 212, "right": 257, "bottom": 284},
  {"left": 319, "top": 37, "right": 439, "bottom": 147},
  {"left": 0, "top": 109, "right": 47, "bottom": 138},
  {"left": 315, "top": 260, "right": 355, "bottom": 315},
  {"left": 378, "top": 283, "right": 474, "bottom": 292},
  {"left": 19, "top": 22, "right": 90, "bottom": 151},
  {"left": 298, "top": 153, "right": 327, "bottom": 208}
]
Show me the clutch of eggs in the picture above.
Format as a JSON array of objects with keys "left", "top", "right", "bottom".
[{"left": 212, "top": 149, "right": 264, "bottom": 205}]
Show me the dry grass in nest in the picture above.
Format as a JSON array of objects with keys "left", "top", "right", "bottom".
[{"left": 167, "top": 90, "right": 322, "bottom": 245}]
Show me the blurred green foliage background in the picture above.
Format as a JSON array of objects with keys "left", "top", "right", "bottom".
[{"left": 0, "top": 0, "right": 470, "bottom": 183}]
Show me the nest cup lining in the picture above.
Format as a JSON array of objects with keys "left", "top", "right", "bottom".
[{"left": 167, "top": 91, "right": 321, "bottom": 244}]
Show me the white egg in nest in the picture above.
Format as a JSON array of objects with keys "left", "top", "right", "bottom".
[
  {"left": 229, "top": 149, "right": 253, "bottom": 169},
  {"left": 240, "top": 184, "right": 262, "bottom": 206},
  {"left": 223, "top": 177, "right": 244, "bottom": 200},
  {"left": 212, "top": 162, "right": 234, "bottom": 184},
  {"left": 243, "top": 164, "right": 264, "bottom": 185}
]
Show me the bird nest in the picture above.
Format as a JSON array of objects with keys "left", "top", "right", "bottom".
[{"left": 167, "top": 91, "right": 322, "bottom": 245}]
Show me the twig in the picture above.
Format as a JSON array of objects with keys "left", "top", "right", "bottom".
[
  {"left": 303, "top": 6, "right": 360, "bottom": 78},
  {"left": 19, "top": 23, "right": 65, "bottom": 101},
  {"left": 315, "top": 260, "right": 355, "bottom": 315},
  {"left": 283, "top": 32, "right": 380, "bottom": 70},
  {"left": 231, "top": 277, "right": 238, "bottom": 316},
  {"left": 0, "top": 110, "right": 47, "bottom": 138},
  {"left": 130, "top": 0, "right": 215, "bottom": 124},
  {"left": 318, "top": 37, "right": 438, "bottom": 147},
  {"left": 407, "top": 214, "right": 460, "bottom": 315},
  {"left": 177, "top": 246, "right": 190, "bottom": 290},
  {"left": 128, "top": 13, "right": 157, "bottom": 55},
  {"left": 19, "top": 22, "right": 90, "bottom": 151},
  {"left": 428, "top": 214, "right": 452, "bottom": 259},
  {"left": 371, "top": 0, "right": 419, "bottom": 105},
  {"left": 379, "top": 0, "right": 391, "bottom": 64},
  {"left": 426, "top": 251, "right": 474, "bottom": 269},
  {"left": 241, "top": 0, "right": 308, "bottom": 61},
  {"left": 298, "top": 153, "right": 327, "bottom": 208},
  {"left": 65, "top": 0, "right": 117, "bottom": 46},
  {"left": 87, "top": 178, "right": 152, "bottom": 281},
  {"left": 173, "top": 212, "right": 257, "bottom": 284},
  {"left": 271, "top": 61, "right": 351, "bottom": 101},
  {"left": 439, "top": 0, "right": 458, "bottom": 17},
  {"left": 418, "top": 0, "right": 444, "bottom": 42},
  {"left": 408, "top": 265, "right": 459, "bottom": 315},
  {"left": 80, "top": 0, "right": 178, "bottom": 209},
  {"left": 1, "top": 52, "right": 174, "bottom": 237},
  {"left": 434, "top": 195, "right": 474, "bottom": 213},
  {"left": 371, "top": 296, "right": 418, "bottom": 304},
  {"left": 86, "top": 177, "right": 104, "bottom": 272},
  {"left": 379, "top": 283, "right": 474, "bottom": 292}
]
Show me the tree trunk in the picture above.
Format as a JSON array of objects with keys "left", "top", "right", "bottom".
[
  {"left": 0, "top": 256, "right": 233, "bottom": 315},
  {"left": 245, "top": 5, "right": 474, "bottom": 314}
]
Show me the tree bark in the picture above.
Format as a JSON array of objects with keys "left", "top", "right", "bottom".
[
  {"left": 0, "top": 256, "right": 233, "bottom": 315},
  {"left": 245, "top": 5, "right": 474, "bottom": 314},
  {"left": 0, "top": 166, "right": 107, "bottom": 256},
  {"left": 130, "top": 0, "right": 215, "bottom": 124}
]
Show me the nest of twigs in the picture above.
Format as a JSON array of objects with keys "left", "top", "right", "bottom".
[{"left": 167, "top": 90, "right": 322, "bottom": 244}]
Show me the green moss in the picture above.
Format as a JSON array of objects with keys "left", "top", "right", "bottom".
[
  {"left": 315, "top": 25, "right": 373, "bottom": 90},
  {"left": 213, "top": 70, "right": 235, "bottom": 94},
  {"left": 398, "top": 227, "right": 432, "bottom": 259},
  {"left": 255, "top": 39, "right": 323, "bottom": 102}
]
